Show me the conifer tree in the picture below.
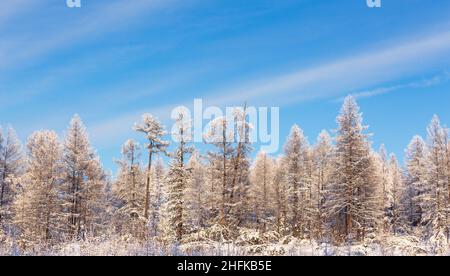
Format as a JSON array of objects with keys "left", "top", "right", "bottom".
[
  {"left": 378, "top": 145, "right": 391, "bottom": 233},
  {"left": 388, "top": 154, "right": 404, "bottom": 234},
  {"left": 149, "top": 158, "right": 166, "bottom": 238},
  {"left": 312, "top": 130, "right": 334, "bottom": 239},
  {"left": 135, "top": 114, "right": 169, "bottom": 220},
  {"left": 62, "top": 115, "right": 106, "bottom": 240},
  {"left": 272, "top": 157, "right": 288, "bottom": 235},
  {"left": 165, "top": 112, "right": 192, "bottom": 242},
  {"left": 205, "top": 117, "right": 235, "bottom": 228},
  {"left": 229, "top": 107, "right": 252, "bottom": 228},
  {"left": 13, "top": 131, "right": 63, "bottom": 244},
  {"left": 185, "top": 151, "right": 206, "bottom": 234},
  {"left": 404, "top": 136, "right": 427, "bottom": 229},
  {"left": 326, "top": 96, "right": 380, "bottom": 242},
  {"left": 250, "top": 151, "right": 274, "bottom": 232},
  {"left": 284, "top": 125, "right": 310, "bottom": 238},
  {"left": 424, "top": 116, "right": 449, "bottom": 250},
  {"left": 113, "top": 140, "right": 146, "bottom": 238},
  {"left": 0, "top": 127, "right": 23, "bottom": 227}
]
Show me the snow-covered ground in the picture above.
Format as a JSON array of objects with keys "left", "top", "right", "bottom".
[{"left": 1, "top": 232, "right": 447, "bottom": 256}]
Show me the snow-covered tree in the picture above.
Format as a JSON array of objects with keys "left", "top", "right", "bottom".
[
  {"left": 185, "top": 151, "right": 206, "bottom": 234},
  {"left": 312, "top": 130, "right": 334, "bottom": 239},
  {"left": 326, "top": 96, "right": 380, "bottom": 242},
  {"left": 113, "top": 140, "right": 146, "bottom": 238},
  {"left": 62, "top": 115, "right": 107, "bottom": 240},
  {"left": 250, "top": 151, "right": 275, "bottom": 232},
  {"left": 424, "top": 115, "right": 449, "bottom": 251},
  {"left": 84, "top": 157, "right": 109, "bottom": 237},
  {"left": 164, "top": 112, "right": 192, "bottom": 242},
  {"left": 377, "top": 144, "right": 391, "bottom": 233},
  {"left": 272, "top": 157, "right": 288, "bottom": 235},
  {"left": 404, "top": 136, "right": 427, "bottom": 230},
  {"left": 284, "top": 125, "right": 310, "bottom": 238},
  {"left": 388, "top": 154, "right": 404, "bottom": 234},
  {"left": 203, "top": 105, "right": 253, "bottom": 232},
  {"left": 134, "top": 114, "right": 169, "bottom": 220},
  {"left": 149, "top": 158, "right": 166, "bottom": 238},
  {"left": 13, "top": 131, "right": 63, "bottom": 244},
  {"left": 0, "top": 127, "right": 23, "bottom": 227},
  {"left": 229, "top": 107, "right": 252, "bottom": 228},
  {"left": 205, "top": 117, "right": 235, "bottom": 228},
  {"left": 446, "top": 131, "right": 450, "bottom": 237}
]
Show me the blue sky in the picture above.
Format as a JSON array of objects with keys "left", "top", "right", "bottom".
[{"left": 1, "top": 0, "right": 450, "bottom": 172}]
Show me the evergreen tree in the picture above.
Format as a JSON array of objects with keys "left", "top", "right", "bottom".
[
  {"left": 284, "top": 125, "right": 310, "bottom": 238},
  {"left": 0, "top": 127, "right": 23, "bottom": 227},
  {"left": 326, "top": 96, "right": 380, "bottom": 242},
  {"left": 378, "top": 144, "right": 391, "bottom": 233},
  {"left": 205, "top": 117, "right": 235, "bottom": 228},
  {"left": 149, "top": 158, "right": 166, "bottom": 238},
  {"left": 13, "top": 131, "right": 63, "bottom": 244},
  {"left": 185, "top": 151, "right": 206, "bottom": 234},
  {"left": 229, "top": 107, "right": 252, "bottom": 228},
  {"left": 404, "top": 136, "right": 427, "bottom": 230},
  {"left": 272, "top": 157, "right": 288, "bottom": 235},
  {"left": 312, "top": 130, "right": 334, "bottom": 239},
  {"left": 250, "top": 151, "right": 275, "bottom": 232},
  {"left": 62, "top": 115, "right": 107, "bottom": 240},
  {"left": 388, "top": 154, "right": 404, "bottom": 234},
  {"left": 424, "top": 116, "right": 449, "bottom": 251},
  {"left": 113, "top": 140, "right": 146, "bottom": 238},
  {"left": 165, "top": 112, "right": 192, "bottom": 242},
  {"left": 134, "top": 114, "right": 169, "bottom": 220}
]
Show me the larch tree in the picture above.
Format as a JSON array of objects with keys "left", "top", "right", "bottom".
[
  {"left": 312, "top": 130, "right": 334, "bottom": 239},
  {"left": 0, "top": 127, "right": 23, "bottom": 227},
  {"left": 424, "top": 115, "right": 449, "bottom": 251},
  {"left": 272, "top": 157, "right": 288, "bottom": 235},
  {"left": 164, "top": 112, "right": 192, "bottom": 243},
  {"left": 204, "top": 152, "right": 222, "bottom": 228},
  {"left": 84, "top": 157, "right": 108, "bottom": 238},
  {"left": 205, "top": 116, "right": 235, "bottom": 229},
  {"left": 13, "top": 131, "right": 63, "bottom": 245},
  {"left": 229, "top": 107, "right": 252, "bottom": 228},
  {"left": 388, "top": 154, "right": 404, "bottom": 235},
  {"left": 378, "top": 144, "right": 392, "bottom": 233},
  {"left": 446, "top": 131, "right": 450, "bottom": 237},
  {"left": 134, "top": 114, "right": 169, "bottom": 220},
  {"left": 250, "top": 151, "right": 275, "bottom": 232},
  {"left": 185, "top": 151, "right": 207, "bottom": 235},
  {"left": 149, "top": 158, "right": 166, "bottom": 238},
  {"left": 404, "top": 136, "right": 427, "bottom": 230},
  {"left": 326, "top": 96, "right": 380, "bottom": 243},
  {"left": 284, "top": 124, "right": 310, "bottom": 238},
  {"left": 62, "top": 115, "right": 106, "bottom": 240},
  {"left": 113, "top": 140, "right": 146, "bottom": 238}
]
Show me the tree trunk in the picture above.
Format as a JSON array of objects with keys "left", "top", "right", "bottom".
[
  {"left": 0, "top": 166, "right": 7, "bottom": 224},
  {"left": 220, "top": 122, "right": 227, "bottom": 226},
  {"left": 144, "top": 146, "right": 153, "bottom": 219}
]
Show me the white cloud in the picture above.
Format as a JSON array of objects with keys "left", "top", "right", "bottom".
[
  {"left": 0, "top": 0, "right": 39, "bottom": 26},
  {"left": 202, "top": 30, "right": 450, "bottom": 106},
  {"left": 348, "top": 71, "right": 450, "bottom": 100},
  {"left": 86, "top": 30, "right": 450, "bottom": 147},
  {"left": 0, "top": 0, "right": 178, "bottom": 70}
]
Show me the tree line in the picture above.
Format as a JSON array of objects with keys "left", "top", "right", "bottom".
[{"left": 0, "top": 96, "right": 449, "bottom": 252}]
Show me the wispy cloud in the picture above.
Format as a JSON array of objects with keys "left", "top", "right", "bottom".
[
  {"left": 86, "top": 29, "right": 450, "bottom": 147},
  {"left": 0, "top": 0, "right": 38, "bottom": 27},
  {"left": 201, "top": 30, "right": 450, "bottom": 106},
  {"left": 347, "top": 71, "right": 450, "bottom": 100},
  {"left": 0, "top": 0, "right": 179, "bottom": 71}
]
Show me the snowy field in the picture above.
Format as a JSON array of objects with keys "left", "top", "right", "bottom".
[{"left": 1, "top": 233, "right": 447, "bottom": 256}]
